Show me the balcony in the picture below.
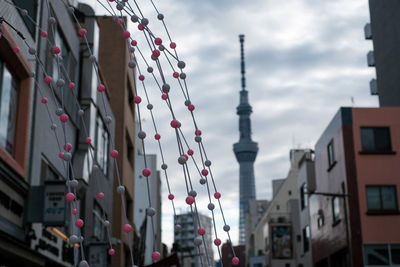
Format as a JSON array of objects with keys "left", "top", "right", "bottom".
[
  {"left": 367, "top": 51, "right": 375, "bottom": 67},
  {"left": 370, "top": 79, "right": 378, "bottom": 95},
  {"left": 364, "top": 23, "right": 372, "bottom": 39}
]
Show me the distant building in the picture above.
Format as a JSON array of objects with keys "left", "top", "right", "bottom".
[
  {"left": 174, "top": 212, "right": 213, "bottom": 267},
  {"left": 310, "top": 107, "right": 400, "bottom": 267},
  {"left": 221, "top": 243, "right": 246, "bottom": 267},
  {"left": 365, "top": 0, "right": 400, "bottom": 105}
]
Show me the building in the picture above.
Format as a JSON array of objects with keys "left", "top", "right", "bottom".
[
  {"left": 365, "top": 0, "right": 400, "bottom": 105},
  {"left": 233, "top": 34, "right": 258, "bottom": 245},
  {"left": 97, "top": 16, "right": 137, "bottom": 267},
  {"left": 174, "top": 212, "right": 213, "bottom": 267},
  {"left": 310, "top": 107, "right": 400, "bottom": 267},
  {"left": 134, "top": 153, "right": 162, "bottom": 266},
  {"left": 221, "top": 243, "right": 246, "bottom": 267}
]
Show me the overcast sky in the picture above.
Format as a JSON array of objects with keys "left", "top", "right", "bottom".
[{"left": 84, "top": 0, "right": 377, "bottom": 258}]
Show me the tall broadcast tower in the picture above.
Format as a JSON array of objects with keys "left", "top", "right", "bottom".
[{"left": 233, "top": 35, "right": 258, "bottom": 244}]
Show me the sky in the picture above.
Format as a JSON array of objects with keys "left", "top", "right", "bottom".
[{"left": 82, "top": 0, "right": 377, "bottom": 259}]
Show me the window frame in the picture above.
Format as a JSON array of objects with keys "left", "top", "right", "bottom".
[
  {"left": 363, "top": 244, "right": 400, "bottom": 266},
  {"left": 366, "top": 185, "right": 398, "bottom": 214},
  {"left": 300, "top": 183, "right": 308, "bottom": 210},
  {"left": 332, "top": 196, "right": 341, "bottom": 225},
  {"left": 360, "top": 127, "right": 393, "bottom": 154},
  {"left": 327, "top": 140, "right": 336, "bottom": 171},
  {"left": 95, "top": 114, "right": 110, "bottom": 176}
]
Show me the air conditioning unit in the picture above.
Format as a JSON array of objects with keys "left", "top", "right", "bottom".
[
  {"left": 364, "top": 23, "right": 372, "bottom": 39},
  {"left": 370, "top": 79, "right": 378, "bottom": 95},
  {"left": 367, "top": 51, "right": 375, "bottom": 67}
]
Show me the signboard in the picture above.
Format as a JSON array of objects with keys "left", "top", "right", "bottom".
[
  {"left": 271, "top": 225, "right": 292, "bottom": 259},
  {"left": 43, "top": 181, "right": 66, "bottom": 226}
]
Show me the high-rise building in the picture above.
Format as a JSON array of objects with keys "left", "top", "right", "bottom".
[{"left": 233, "top": 34, "right": 258, "bottom": 244}]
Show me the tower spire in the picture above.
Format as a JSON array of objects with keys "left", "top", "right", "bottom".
[{"left": 239, "top": 34, "right": 246, "bottom": 91}]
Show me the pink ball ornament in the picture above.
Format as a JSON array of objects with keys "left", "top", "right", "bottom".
[
  {"left": 214, "top": 192, "right": 221, "bottom": 199},
  {"left": 170, "top": 42, "right": 176, "bottom": 49},
  {"left": 187, "top": 149, "right": 194, "bottom": 156},
  {"left": 44, "top": 76, "right": 52, "bottom": 85},
  {"left": 170, "top": 120, "right": 179, "bottom": 128},
  {"left": 68, "top": 82, "right": 75, "bottom": 89},
  {"left": 41, "top": 31, "right": 48, "bottom": 38},
  {"left": 97, "top": 84, "right": 105, "bottom": 92},
  {"left": 214, "top": 238, "right": 221, "bottom": 246},
  {"left": 58, "top": 152, "right": 64, "bottom": 159},
  {"left": 72, "top": 208, "right": 78, "bottom": 215},
  {"left": 79, "top": 28, "right": 87, "bottom": 37},
  {"left": 173, "top": 72, "right": 179, "bottom": 78},
  {"left": 75, "top": 219, "right": 84, "bottom": 228},
  {"left": 133, "top": 96, "right": 142, "bottom": 104},
  {"left": 168, "top": 194, "right": 174, "bottom": 200},
  {"left": 131, "top": 40, "right": 137, "bottom": 46},
  {"left": 195, "top": 129, "right": 202, "bottom": 136},
  {"left": 152, "top": 49, "right": 160, "bottom": 58},
  {"left": 60, "top": 113, "right": 69, "bottom": 123},
  {"left": 64, "top": 142, "right": 72, "bottom": 152},
  {"left": 52, "top": 46, "right": 61, "bottom": 54},
  {"left": 232, "top": 257, "right": 240, "bottom": 265},
  {"left": 97, "top": 192, "right": 104, "bottom": 199},
  {"left": 110, "top": 149, "right": 119, "bottom": 158},
  {"left": 138, "top": 24, "right": 144, "bottom": 31},
  {"left": 13, "top": 46, "right": 20, "bottom": 53},
  {"left": 182, "top": 154, "right": 189, "bottom": 160},
  {"left": 108, "top": 248, "right": 115, "bottom": 256},
  {"left": 154, "top": 133, "right": 161, "bottom": 140},
  {"left": 161, "top": 93, "right": 168, "bottom": 100},
  {"left": 188, "top": 104, "right": 195, "bottom": 111},
  {"left": 139, "top": 75, "right": 145, "bottom": 81},
  {"left": 152, "top": 251, "right": 161, "bottom": 261},
  {"left": 41, "top": 97, "right": 48, "bottom": 104},
  {"left": 123, "top": 223, "right": 132, "bottom": 233},
  {"left": 185, "top": 196, "right": 194, "bottom": 205},
  {"left": 201, "top": 169, "right": 209, "bottom": 176},
  {"left": 123, "top": 31, "right": 131, "bottom": 39},
  {"left": 66, "top": 192, "right": 75, "bottom": 202},
  {"left": 117, "top": 18, "right": 123, "bottom": 25},
  {"left": 154, "top": 37, "right": 162, "bottom": 46},
  {"left": 197, "top": 227, "right": 206, "bottom": 236},
  {"left": 142, "top": 168, "right": 151, "bottom": 177},
  {"left": 85, "top": 137, "right": 91, "bottom": 144}
]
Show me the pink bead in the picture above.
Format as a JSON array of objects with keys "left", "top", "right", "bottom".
[
  {"left": 154, "top": 37, "right": 162, "bottom": 46},
  {"left": 97, "top": 84, "right": 105, "bottom": 92},
  {"left": 64, "top": 142, "right": 72, "bottom": 152},
  {"left": 161, "top": 93, "right": 168, "bottom": 100},
  {"left": 170, "top": 120, "right": 179, "bottom": 128},
  {"left": 85, "top": 137, "right": 91, "bottom": 144},
  {"left": 168, "top": 194, "right": 174, "bottom": 200},
  {"left": 110, "top": 149, "right": 119, "bottom": 158},
  {"left": 187, "top": 149, "right": 194, "bottom": 156},
  {"left": 188, "top": 104, "right": 195, "bottom": 111},
  {"left": 139, "top": 75, "right": 145, "bottom": 81},
  {"left": 44, "top": 76, "right": 52, "bottom": 85},
  {"left": 154, "top": 133, "right": 161, "bottom": 140},
  {"left": 41, "top": 31, "right": 48, "bottom": 38},
  {"left": 173, "top": 72, "right": 179, "bottom": 78},
  {"left": 185, "top": 196, "right": 194, "bottom": 205},
  {"left": 197, "top": 227, "right": 206, "bottom": 236},
  {"left": 66, "top": 192, "right": 75, "bottom": 202},
  {"left": 195, "top": 129, "right": 202, "bottom": 136},
  {"left": 68, "top": 82, "right": 75, "bottom": 89},
  {"left": 142, "top": 168, "right": 151, "bottom": 177},
  {"left": 214, "top": 238, "right": 221, "bottom": 246},
  {"left": 79, "top": 28, "right": 87, "bottom": 37},
  {"left": 131, "top": 40, "right": 137, "bottom": 46},
  {"left": 170, "top": 42, "right": 176, "bottom": 49},
  {"left": 214, "top": 192, "right": 221, "bottom": 199},
  {"left": 123, "top": 31, "right": 130, "bottom": 39},
  {"left": 201, "top": 169, "right": 208, "bottom": 176},
  {"left": 182, "top": 154, "right": 188, "bottom": 160},
  {"left": 123, "top": 223, "right": 132, "bottom": 233},
  {"left": 41, "top": 97, "right": 48, "bottom": 104},
  {"left": 152, "top": 251, "right": 161, "bottom": 261},
  {"left": 60, "top": 113, "right": 69, "bottom": 123},
  {"left": 72, "top": 208, "right": 78, "bottom": 215},
  {"left": 58, "top": 152, "right": 64, "bottom": 159},
  {"left": 52, "top": 46, "right": 61, "bottom": 54},
  {"left": 138, "top": 24, "right": 144, "bottom": 31},
  {"left": 152, "top": 49, "right": 160, "bottom": 58},
  {"left": 108, "top": 248, "right": 115, "bottom": 256},
  {"left": 134, "top": 96, "right": 142, "bottom": 104},
  {"left": 75, "top": 219, "right": 84, "bottom": 228},
  {"left": 97, "top": 192, "right": 104, "bottom": 199},
  {"left": 117, "top": 18, "right": 123, "bottom": 25},
  {"left": 13, "top": 46, "right": 20, "bottom": 53},
  {"left": 232, "top": 257, "right": 240, "bottom": 265}
]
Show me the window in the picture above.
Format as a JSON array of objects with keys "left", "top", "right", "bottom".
[
  {"left": 127, "top": 78, "right": 134, "bottom": 117},
  {"left": 392, "top": 244, "right": 400, "bottom": 264},
  {"left": 303, "top": 225, "right": 310, "bottom": 253},
  {"left": 300, "top": 183, "right": 308, "bottom": 210},
  {"left": 126, "top": 131, "right": 134, "bottom": 167},
  {"left": 93, "top": 203, "right": 105, "bottom": 240},
  {"left": 361, "top": 127, "right": 392, "bottom": 152},
  {"left": 95, "top": 116, "right": 109, "bottom": 175},
  {"left": 327, "top": 141, "right": 335, "bottom": 168},
  {"left": 332, "top": 197, "right": 340, "bottom": 223},
  {"left": 366, "top": 186, "right": 397, "bottom": 212},
  {"left": 317, "top": 215, "right": 325, "bottom": 229},
  {"left": 40, "top": 159, "right": 61, "bottom": 183},
  {"left": 14, "top": 0, "right": 38, "bottom": 37},
  {"left": 0, "top": 59, "right": 19, "bottom": 155},
  {"left": 364, "top": 244, "right": 390, "bottom": 265}
]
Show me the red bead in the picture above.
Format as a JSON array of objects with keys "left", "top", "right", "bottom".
[
  {"left": 131, "top": 40, "right": 137, "bottom": 46},
  {"left": 41, "top": 97, "right": 48, "bottom": 104},
  {"left": 68, "top": 82, "right": 75, "bottom": 89},
  {"left": 214, "top": 238, "right": 221, "bottom": 246},
  {"left": 197, "top": 227, "right": 206, "bottom": 236},
  {"left": 152, "top": 251, "right": 161, "bottom": 261},
  {"left": 52, "top": 46, "right": 61, "bottom": 54},
  {"left": 170, "top": 42, "right": 176, "bottom": 49},
  {"left": 168, "top": 194, "right": 174, "bottom": 200},
  {"left": 72, "top": 208, "right": 78, "bottom": 215},
  {"left": 142, "top": 168, "right": 151, "bottom": 177},
  {"left": 152, "top": 49, "right": 160, "bottom": 58},
  {"left": 64, "top": 142, "right": 72, "bottom": 151},
  {"left": 201, "top": 169, "right": 208, "bottom": 176},
  {"left": 97, "top": 84, "right": 105, "bottom": 92},
  {"left": 154, "top": 37, "right": 162, "bottom": 46},
  {"left": 13, "top": 46, "right": 20, "bottom": 53},
  {"left": 187, "top": 149, "right": 194, "bottom": 156},
  {"left": 117, "top": 18, "right": 123, "bottom": 25},
  {"left": 85, "top": 137, "right": 91, "bottom": 144},
  {"left": 170, "top": 120, "right": 179, "bottom": 128},
  {"left": 154, "top": 133, "right": 161, "bottom": 140},
  {"left": 60, "top": 113, "right": 69, "bottom": 123},
  {"left": 139, "top": 75, "right": 145, "bottom": 81},
  {"left": 97, "top": 192, "right": 104, "bottom": 199},
  {"left": 79, "top": 28, "right": 87, "bottom": 37},
  {"left": 123, "top": 223, "right": 132, "bottom": 233},
  {"left": 182, "top": 154, "right": 189, "bottom": 160},
  {"left": 185, "top": 196, "right": 194, "bottom": 205},
  {"left": 232, "top": 257, "right": 240, "bottom": 265},
  {"left": 138, "top": 24, "right": 144, "bottom": 31},
  {"left": 195, "top": 129, "right": 202, "bottom": 136},
  {"left": 58, "top": 152, "right": 64, "bottom": 159},
  {"left": 66, "top": 192, "right": 75, "bottom": 202},
  {"left": 173, "top": 72, "right": 179, "bottom": 78},
  {"left": 134, "top": 96, "right": 142, "bottom": 104},
  {"left": 75, "top": 219, "right": 84, "bottom": 228},
  {"left": 161, "top": 93, "right": 168, "bottom": 100},
  {"left": 108, "top": 248, "right": 115, "bottom": 256},
  {"left": 110, "top": 149, "right": 118, "bottom": 158},
  {"left": 41, "top": 31, "right": 48, "bottom": 38},
  {"left": 123, "top": 31, "right": 130, "bottom": 39},
  {"left": 214, "top": 192, "right": 221, "bottom": 199},
  {"left": 44, "top": 76, "right": 52, "bottom": 85},
  {"left": 188, "top": 104, "right": 195, "bottom": 111}
]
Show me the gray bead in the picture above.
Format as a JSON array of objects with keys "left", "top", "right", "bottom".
[
  {"left": 162, "top": 84, "right": 170, "bottom": 93},
  {"left": 195, "top": 136, "right": 202, "bottom": 143},
  {"left": 177, "top": 61, "right": 186, "bottom": 69},
  {"left": 79, "top": 260, "right": 89, "bottom": 267},
  {"left": 189, "top": 190, "right": 197, "bottom": 197},
  {"left": 104, "top": 220, "right": 110, "bottom": 227},
  {"left": 151, "top": 55, "right": 157, "bottom": 61},
  {"left": 79, "top": 236, "right": 84, "bottom": 241},
  {"left": 131, "top": 15, "right": 139, "bottom": 23},
  {"left": 69, "top": 235, "right": 79, "bottom": 244},
  {"left": 117, "top": 185, "right": 125, "bottom": 194},
  {"left": 138, "top": 131, "right": 146, "bottom": 139},
  {"left": 175, "top": 224, "right": 182, "bottom": 231},
  {"left": 193, "top": 237, "right": 202, "bottom": 246},
  {"left": 157, "top": 13, "right": 164, "bottom": 20},
  {"left": 21, "top": 9, "right": 28, "bottom": 16},
  {"left": 50, "top": 123, "right": 57, "bottom": 131},
  {"left": 180, "top": 72, "right": 186, "bottom": 80},
  {"left": 63, "top": 152, "right": 72, "bottom": 161},
  {"left": 92, "top": 164, "right": 99, "bottom": 171},
  {"left": 105, "top": 115, "right": 112, "bottom": 124},
  {"left": 184, "top": 100, "right": 191, "bottom": 106},
  {"left": 89, "top": 55, "right": 96, "bottom": 63},
  {"left": 147, "top": 104, "right": 153, "bottom": 110},
  {"left": 55, "top": 108, "right": 63, "bottom": 116},
  {"left": 56, "top": 79, "right": 65, "bottom": 88},
  {"left": 223, "top": 225, "right": 230, "bottom": 232},
  {"left": 161, "top": 163, "right": 168, "bottom": 170},
  {"left": 128, "top": 61, "right": 136, "bottom": 69},
  {"left": 68, "top": 7, "right": 75, "bottom": 13},
  {"left": 146, "top": 207, "right": 156, "bottom": 216},
  {"left": 29, "top": 71, "right": 35, "bottom": 77},
  {"left": 205, "top": 160, "right": 212, "bottom": 167},
  {"left": 141, "top": 18, "right": 149, "bottom": 26},
  {"left": 147, "top": 66, "right": 153, "bottom": 73},
  {"left": 112, "top": 16, "right": 118, "bottom": 22},
  {"left": 116, "top": 3, "right": 124, "bottom": 10},
  {"left": 178, "top": 156, "right": 186, "bottom": 165},
  {"left": 129, "top": 46, "right": 135, "bottom": 53},
  {"left": 70, "top": 179, "right": 79, "bottom": 188},
  {"left": 208, "top": 203, "right": 215, "bottom": 210},
  {"left": 28, "top": 47, "right": 36, "bottom": 55},
  {"left": 200, "top": 178, "right": 206, "bottom": 185},
  {"left": 158, "top": 44, "right": 165, "bottom": 51},
  {"left": 78, "top": 109, "right": 84, "bottom": 116},
  {"left": 48, "top": 17, "right": 56, "bottom": 24}
]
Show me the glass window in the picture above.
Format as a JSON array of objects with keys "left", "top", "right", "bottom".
[
  {"left": 361, "top": 127, "right": 391, "bottom": 152},
  {"left": 364, "top": 244, "right": 389, "bottom": 265},
  {"left": 95, "top": 116, "right": 109, "bottom": 175},
  {"left": 391, "top": 244, "right": 400, "bottom": 264},
  {"left": 14, "top": 0, "right": 38, "bottom": 37},
  {"left": 93, "top": 203, "right": 104, "bottom": 240},
  {"left": 327, "top": 141, "right": 335, "bottom": 167},
  {"left": 0, "top": 59, "right": 19, "bottom": 155},
  {"left": 366, "top": 186, "right": 397, "bottom": 211},
  {"left": 332, "top": 197, "right": 340, "bottom": 222},
  {"left": 303, "top": 225, "right": 310, "bottom": 253},
  {"left": 300, "top": 183, "right": 308, "bottom": 210}
]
